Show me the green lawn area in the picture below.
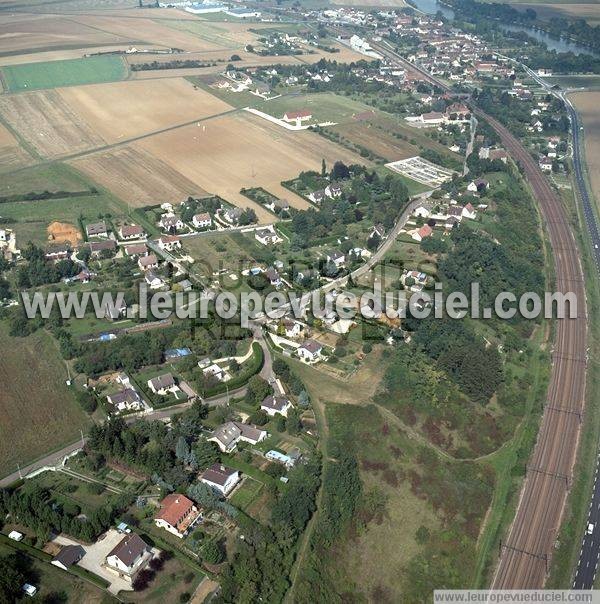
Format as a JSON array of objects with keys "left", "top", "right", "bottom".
[
  {"left": 0, "top": 321, "right": 92, "bottom": 479},
  {"left": 1, "top": 55, "right": 128, "bottom": 92},
  {"left": 230, "top": 476, "right": 264, "bottom": 511},
  {"left": 0, "top": 541, "right": 109, "bottom": 604},
  {"left": 0, "top": 163, "right": 89, "bottom": 197}
]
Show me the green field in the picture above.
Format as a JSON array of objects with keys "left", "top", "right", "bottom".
[
  {"left": 1, "top": 55, "right": 128, "bottom": 92},
  {"left": 0, "top": 322, "right": 92, "bottom": 479}
]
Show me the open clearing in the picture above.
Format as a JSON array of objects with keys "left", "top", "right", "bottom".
[
  {"left": 1, "top": 55, "right": 128, "bottom": 92},
  {"left": 571, "top": 91, "right": 600, "bottom": 211},
  {"left": 136, "top": 111, "right": 369, "bottom": 220},
  {"left": 0, "top": 121, "right": 31, "bottom": 168},
  {"left": 0, "top": 322, "right": 91, "bottom": 479},
  {"left": 59, "top": 77, "right": 232, "bottom": 142},
  {"left": 71, "top": 146, "right": 208, "bottom": 207},
  {"left": 0, "top": 89, "right": 105, "bottom": 157}
]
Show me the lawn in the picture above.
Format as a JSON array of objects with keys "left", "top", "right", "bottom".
[
  {"left": 1, "top": 56, "right": 128, "bottom": 92},
  {"left": 230, "top": 476, "right": 264, "bottom": 511},
  {"left": 0, "top": 321, "right": 92, "bottom": 479},
  {"left": 0, "top": 541, "right": 109, "bottom": 604},
  {"left": 0, "top": 163, "right": 91, "bottom": 197}
]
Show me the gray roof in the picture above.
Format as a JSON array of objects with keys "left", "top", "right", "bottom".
[
  {"left": 53, "top": 545, "right": 85, "bottom": 568},
  {"left": 107, "top": 388, "right": 141, "bottom": 406},
  {"left": 261, "top": 395, "right": 291, "bottom": 411},
  {"left": 149, "top": 373, "right": 175, "bottom": 390},
  {"left": 201, "top": 464, "right": 238, "bottom": 487},
  {"left": 107, "top": 533, "right": 148, "bottom": 567}
]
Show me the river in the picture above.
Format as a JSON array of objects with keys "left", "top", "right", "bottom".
[{"left": 408, "top": 0, "right": 600, "bottom": 58}]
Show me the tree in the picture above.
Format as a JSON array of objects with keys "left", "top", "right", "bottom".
[
  {"left": 321, "top": 158, "right": 327, "bottom": 176},
  {"left": 244, "top": 375, "right": 272, "bottom": 406},
  {"left": 0, "top": 554, "right": 24, "bottom": 602},
  {"left": 330, "top": 161, "right": 350, "bottom": 180},
  {"left": 193, "top": 439, "right": 220, "bottom": 470},
  {"left": 286, "top": 408, "right": 302, "bottom": 436},
  {"left": 175, "top": 436, "right": 190, "bottom": 461}
]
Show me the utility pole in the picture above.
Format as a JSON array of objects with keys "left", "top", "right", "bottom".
[
  {"left": 17, "top": 463, "right": 22, "bottom": 480},
  {"left": 80, "top": 429, "right": 85, "bottom": 448}
]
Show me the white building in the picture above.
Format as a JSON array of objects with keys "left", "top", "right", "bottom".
[{"left": 200, "top": 464, "right": 241, "bottom": 496}]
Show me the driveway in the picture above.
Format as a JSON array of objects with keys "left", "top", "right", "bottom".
[{"left": 53, "top": 529, "right": 135, "bottom": 595}]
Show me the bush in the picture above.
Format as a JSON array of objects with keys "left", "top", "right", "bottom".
[
  {"left": 362, "top": 342, "right": 373, "bottom": 354},
  {"left": 149, "top": 556, "right": 164, "bottom": 571},
  {"left": 201, "top": 540, "right": 225, "bottom": 565}
]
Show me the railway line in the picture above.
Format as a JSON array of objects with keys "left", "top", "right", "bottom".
[{"left": 371, "top": 39, "right": 589, "bottom": 588}]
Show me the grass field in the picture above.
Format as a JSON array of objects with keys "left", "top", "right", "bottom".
[
  {"left": 1, "top": 55, "right": 128, "bottom": 92},
  {"left": 0, "top": 541, "right": 108, "bottom": 604},
  {"left": 546, "top": 74, "right": 600, "bottom": 88},
  {"left": 0, "top": 322, "right": 91, "bottom": 479}
]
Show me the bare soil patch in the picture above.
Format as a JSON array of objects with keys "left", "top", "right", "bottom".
[
  {"left": 571, "top": 91, "right": 600, "bottom": 211},
  {"left": 0, "top": 89, "right": 105, "bottom": 158},
  {"left": 137, "top": 111, "right": 369, "bottom": 221},
  {"left": 71, "top": 146, "right": 208, "bottom": 207},
  {"left": 47, "top": 220, "right": 82, "bottom": 245},
  {"left": 59, "top": 77, "right": 231, "bottom": 143}
]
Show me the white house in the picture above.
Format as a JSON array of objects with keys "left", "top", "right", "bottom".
[
  {"left": 192, "top": 213, "right": 212, "bottom": 229},
  {"left": 326, "top": 250, "right": 345, "bottom": 268},
  {"left": 200, "top": 464, "right": 241, "bottom": 496},
  {"left": 298, "top": 340, "right": 323, "bottom": 363},
  {"left": 281, "top": 318, "right": 302, "bottom": 338},
  {"left": 282, "top": 109, "right": 312, "bottom": 126},
  {"left": 462, "top": 203, "right": 477, "bottom": 220},
  {"left": 411, "top": 224, "right": 433, "bottom": 242},
  {"left": 107, "top": 388, "right": 144, "bottom": 413},
  {"left": 308, "top": 190, "right": 325, "bottom": 204},
  {"left": 325, "top": 184, "right": 342, "bottom": 199},
  {"left": 209, "top": 421, "right": 267, "bottom": 453},
  {"left": 154, "top": 494, "right": 201, "bottom": 538},
  {"left": 202, "top": 362, "right": 230, "bottom": 382},
  {"left": 145, "top": 270, "right": 165, "bottom": 290},
  {"left": 147, "top": 373, "right": 179, "bottom": 395},
  {"left": 414, "top": 206, "right": 431, "bottom": 218},
  {"left": 261, "top": 395, "right": 293, "bottom": 417},
  {"left": 138, "top": 253, "right": 158, "bottom": 271},
  {"left": 119, "top": 224, "right": 145, "bottom": 241},
  {"left": 105, "top": 533, "right": 151, "bottom": 579},
  {"left": 159, "top": 214, "right": 184, "bottom": 232},
  {"left": 539, "top": 156, "right": 553, "bottom": 172},
  {"left": 158, "top": 235, "right": 182, "bottom": 252},
  {"left": 255, "top": 226, "right": 282, "bottom": 246}
]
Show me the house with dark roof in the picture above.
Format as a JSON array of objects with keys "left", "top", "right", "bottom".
[
  {"left": 106, "top": 388, "right": 143, "bottom": 413},
  {"left": 200, "top": 464, "right": 241, "bottom": 496},
  {"left": 105, "top": 533, "right": 151, "bottom": 578},
  {"left": 45, "top": 243, "right": 71, "bottom": 261},
  {"left": 298, "top": 340, "right": 323, "bottom": 363},
  {"left": 124, "top": 243, "right": 148, "bottom": 257},
  {"left": 89, "top": 240, "right": 117, "bottom": 257},
  {"left": 118, "top": 224, "right": 145, "bottom": 241},
  {"left": 261, "top": 395, "right": 293, "bottom": 417},
  {"left": 209, "top": 421, "right": 267, "bottom": 453},
  {"left": 51, "top": 545, "right": 85, "bottom": 571},
  {"left": 138, "top": 253, "right": 158, "bottom": 271},
  {"left": 86, "top": 221, "right": 108, "bottom": 238},
  {"left": 155, "top": 494, "right": 201, "bottom": 538},
  {"left": 147, "top": 373, "right": 178, "bottom": 395}
]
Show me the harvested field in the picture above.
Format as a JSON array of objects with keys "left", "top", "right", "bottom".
[
  {"left": 68, "top": 14, "right": 220, "bottom": 51},
  {"left": 0, "top": 321, "right": 91, "bottom": 479},
  {"left": 137, "top": 111, "right": 369, "bottom": 221},
  {"left": 0, "top": 14, "right": 129, "bottom": 56},
  {"left": 513, "top": 3, "right": 600, "bottom": 24},
  {"left": 571, "top": 91, "right": 600, "bottom": 211},
  {"left": 59, "top": 77, "right": 232, "bottom": 142},
  {"left": 0, "top": 121, "right": 31, "bottom": 168},
  {"left": 48, "top": 220, "right": 82, "bottom": 245},
  {"left": 0, "top": 89, "right": 105, "bottom": 158},
  {"left": 71, "top": 146, "right": 208, "bottom": 207},
  {"left": 1, "top": 55, "right": 127, "bottom": 92}
]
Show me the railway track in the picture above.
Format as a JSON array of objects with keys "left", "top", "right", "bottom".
[{"left": 371, "top": 38, "right": 589, "bottom": 587}]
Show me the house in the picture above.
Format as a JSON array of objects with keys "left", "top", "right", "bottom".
[
  {"left": 223, "top": 207, "right": 243, "bottom": 224},
  {"left": 282, "top": 109, "right": 312, "bottom": 125},
  {"left": 138, "top": 253, "right": 158, "bottom": 271},
  {"left": 255, "top": 227, "right": 281, "bottom": 246},
  {"left": 445, "top": 103, "right": 470, "bottom": 121},
  {"left": 51, "top": 545, "right": 85, "bottom": 571},
  {"left": 159, "top": 214, "right": 184, "bottom": 232},
  {"left": 202, "top": 362, "right": 230, "bottom": 382},
  {"left": 413, "top": 206, "right": 431, "bottom": 219},
  {"left": 539, "top": 156, "right": 553, "bottom": 172},
  {"left": 266, "top": 198, "right": 290, "bottom": 214},
  {"left": 45, "top": 243, "right": 70, "bottom": 261},
  {"left": 371, "top": 223, "right": 386, "bottom": 239},
  {"left": 445, "top": 215, "right": 459, "bottom": 230},
  {"left": 147, "top": 373, "right": 178, "bottom": 395},
  {"left": 89, "top": 240, "right": 117, "bottom": 257},
  {"left": 158, "top": 235, "right": 182, "bottom": 252},
  {"left": 325, "top": 184, "right": 342, "bottom": 199},
  {"left": 261, "top": 394, "right": 293, "bottom": 417},
  {"left": 105, "top": 533, "right": 151, "bottom": 579},
  {"left": 326, "top": 250, "right": 345, "bottom": 267},
  {"left": 402, "top": 270, "right": 428, "bottom": 292},
  {"left": 281, "top": 318, "right": 302, "bottom": 338},
  {"left": 462, "top": 203, "right": 477, "bottom": 220},
  {"left": 192, "top": 213, "right": 212, "bottom": 229},
  {"left": 22, "top": 584, "right": 37, "bottom": 597},
  {"left": 86, "top": 221, "right": 108, "bottom": 238},
  {"left": 298, "top": 340, "right": 323, "bottom": 362},
  {"left": 155, "top": 494, "right": 201, "bottom": 538},
  {"left": 209, "top": 421, "right": 267, "bottom": 453},
  {"left": 145, "top": 270, "right": 165, "bottom": 290},
  {"left": 488, "top": 149, "right": 508, "bottom": 163},
  {"left": 308, "top": 189, "right": 325, "bottom": 204},
  {"left": 419, "top": 111, "right": 445, "bottom": 125},
  {"left": 412, "top": 224, "right": 433, "bottom": 242},
  {"left": 200, "top": 464, "right": 241, "bottom": 496},
  {"left": 107, "top": 388, "right": 143, "bottom": 413},
  {"left": 467, "top": 179, "right": 488, "bottom": 193},
  {"left": 119, "top": 224, "right": 145, "bottom": 240},
  {"left": 124, "top": 243, "right": 148, "bottom": 257},
  {"left": 446, "top": 205, "right": 463, "bottom": 220},
  {"left": 265, "top": 267, "right": 282, "bottom": 287}
]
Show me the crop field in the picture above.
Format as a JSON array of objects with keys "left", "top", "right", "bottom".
[
  {"left": 0, "top": 89, "right": 105, "bottom": 157},
  {"left": 511, "top": 3, "right": 600, "bottom": 23},
  {"left": 571, "top": 91, "right": 600, "bottom": 211},
  {"left": 71, "top": 146, "right": 208, "bottom": 207},
  {"left": 0, "top": 322, "right": 91, "bottom": 479},
  {"left": 0, "top": 13, "right": 130, "bottom": 56},
  {"left": 59, "top": 77, "right": 232, "bottom": 143},
  {"left": 1, "top": 55, "right": 128, "bottom": 92},
  {"left": 136, "top": 111, "right": 368, "bottom": 220},
  {"left": 0, "top": 121, "right": 31, "bottom": 168}
]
